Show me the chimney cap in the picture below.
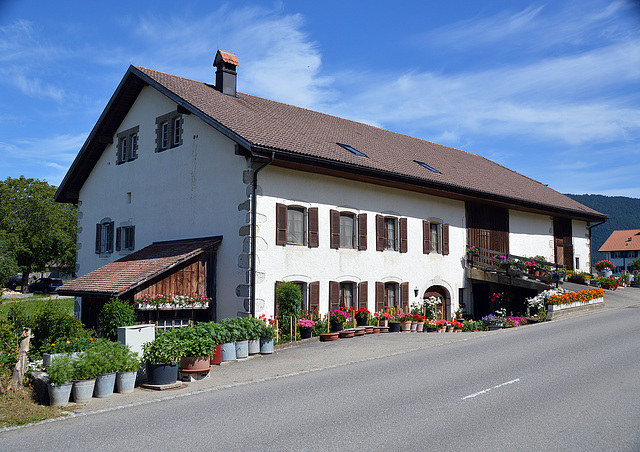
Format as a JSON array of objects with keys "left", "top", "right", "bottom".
[{"left": 214, "top": 49, "right": 239, "bottom": 67}]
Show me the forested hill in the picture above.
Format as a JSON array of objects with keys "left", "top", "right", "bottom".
[{"left": 565, "top": 194, "right": 640, "bottom": 263}]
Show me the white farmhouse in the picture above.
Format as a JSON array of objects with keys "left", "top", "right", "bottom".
[{"left": 56, "top": 50, "right": 607, "bottom": 328}]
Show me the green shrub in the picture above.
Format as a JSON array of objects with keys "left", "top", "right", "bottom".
[
  {"left": 30, "top": 300, "right": 89, "bottom": 355},
  {"left": 98, "top": 298, "right": 136, "bottom": 341},
  {"left": 0, "top": 319, "right": 19, "bottom": 377},
  {"left": 276, "top": 282, "right": 302, "bottom": 319},
  {"left": 112, "top": 344, "right": 140, "bottom": 372}
]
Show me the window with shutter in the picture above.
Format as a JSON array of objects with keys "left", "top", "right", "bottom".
[
  {"left": 116, "top": 227, "right": 121, "bottom": 251},
  {"left": 309, "top": 281, "right": 320, "bottom": 315},
  {"left": 375, "top": 282, "right": 385, "bottom": 311},
  {"left": 358, "top": 213, "right": 367, "bottom": 250},
  {"left": 276, "top": 203, "right": 288, "bottom": 246},
  {"left": 399, "top": 218, "right": 408, "bottom": 253},
  {"left": 339, "top": 213, "right": 356, "bottom": 248},
  {"left": 308, "top": 208, "right": 319, "bottom": 248},
  {"left": 329, "top": 281, "right": 340, "bottom": 311},
  {"left": 330, "top": 209, "right": 340, "bottom": 249},
  {"left": 358, "top": 282, "right": 368, "bottom": 310},
  {"left": 423, "top": 220, "right": 431, "bottom": 254},
  {"left": 401, "top": 282, "right": 409, "bottom": 311}
]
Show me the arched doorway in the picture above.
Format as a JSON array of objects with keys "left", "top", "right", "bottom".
[{"left": 423, "top": 286, "right": 450, "bottom": 320}]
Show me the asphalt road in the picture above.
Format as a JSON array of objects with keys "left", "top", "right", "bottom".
[{"left": 2, "top": 287, "right": 639, "bottom": 451}]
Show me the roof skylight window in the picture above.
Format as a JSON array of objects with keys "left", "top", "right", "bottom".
[
  {"left": 414, "top": 160, "right": 441, "bottom": 174},
  {"left": 337, "top": 143, "right": 367, "bottom": 158}
]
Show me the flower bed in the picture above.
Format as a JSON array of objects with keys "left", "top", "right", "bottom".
[{"left": 546, "top": 288, "right": 604, "bottom": 305}]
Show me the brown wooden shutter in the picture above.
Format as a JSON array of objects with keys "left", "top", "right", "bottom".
[
  {"left": 308, "top": 208, "right": 319, "bottom": 248},
  {"left": 423, "top": 220, "right": 431, "bottom": 254},
  {"left": 115, "top": 227, "right": 122, "bottom": 251},
  {"left": 358, "top": 282, "right": 368, "bottom": 310},
  {"left": 95, "top": 223, "right": 102, "bottom": 254},
  {"left": 375, "top": 282, "right": 384, "bottom": 311},
  {"left": 276, "top": 203, "right": 287, "bottom": 245},
  {"left": 358, "top": 214, "right": 367, "bottom": 250},
  {"left": 401, "top": 282, "right": 409, "bottom": 311},
  {"left": 399, "top": 218, "right": 408, "bottom": 253},
  {"left": 309, "top": 281, "right": 320, "bottom": 315},
  {"left": 442, "top": 223, "right": 450, "bottom": 255},
  {"left": 274, "top": 281, "right": 282, "bottom": 316},
  {"left": 329, "top": 281, "right": 339, "bottom": 311},
  {"left": 330, "top": 209, "right": 340, "bottom": 249},
  {"left": 107, "top": 222, "right": 115, "bottom": 252},
  {"left": 376, "top": 215, "right": 385, "bottom": 251}
]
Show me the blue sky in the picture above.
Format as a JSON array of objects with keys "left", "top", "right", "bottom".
[{"left": 1, "top": 0, "right": 639, "bottom": 197}]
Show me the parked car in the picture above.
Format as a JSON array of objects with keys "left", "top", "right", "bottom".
[
  {"left": 5, "top": 274, "right": 23, "bottom": 291},
  {"left": 27, "top": 278, "right": 63, "bottom": 293}
]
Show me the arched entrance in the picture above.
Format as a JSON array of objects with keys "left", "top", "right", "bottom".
[{"left": 423, "top": 286, "right": 450, "bottom": 320}]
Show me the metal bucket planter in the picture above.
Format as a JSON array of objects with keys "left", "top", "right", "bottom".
[
  {"left": 221, "top": 342, "right": 237, "bottom": 361},
  {"left": 72, "top": 379, "right": 96, "bottom": 403},
  {"left": 235, "top": 340, "right": 249, "bottom": 359},
  {"left": 260, "top": 337, "right": 274, "bottom": 354},
  {"left": 248, "top": 339, "right": 260, "bottom": 355},
  {"left": 116, "top": 371, "right": 137, "bottom": 394},
  {"left": 94, "top": 372, "right": 116, "bottom": 398},
  {"left": 146, "top": 362, "right": 178, "bottom": 385},
  {"left": 48, "top": 383, "right": 72, "bottom": 406}
]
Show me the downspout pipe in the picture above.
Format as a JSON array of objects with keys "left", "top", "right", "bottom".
[{"left": 250, "top": 151, "right": 275, "bottom": 317}]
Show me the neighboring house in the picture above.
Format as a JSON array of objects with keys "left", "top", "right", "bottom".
[
  {"left": 598, "top": 229, "right": 640, "bottom": 272},
  {"left": 56, "top": 50, "right": 607, "bottom": 327}
]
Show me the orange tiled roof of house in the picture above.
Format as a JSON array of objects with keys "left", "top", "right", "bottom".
[
  {"left": 58, "top": 236, "right": 221, "bottom": 296},
  {"left": 598, "top": 229, "right": 640, "bottom": 252}
]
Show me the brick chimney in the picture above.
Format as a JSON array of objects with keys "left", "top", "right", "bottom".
[{"left": 213, "top": 50, "right": 239, "bottom": 97}]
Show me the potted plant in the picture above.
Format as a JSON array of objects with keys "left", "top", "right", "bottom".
[
  {"left": 46, "top": 354, "right": 74, "bottom": 406},
  {"left": 297, "top": 318, "right": 316, "bottom": 339},
  {"left": 201, "top": 322, "right": 224, "bottom": 365},
  {"left": 177, "top": 325, "right": 216, "bottom": 371},
  {"left": 142, "top": 331, "right": 182, "bottom": 385},
  {"left": 259, "top": 315, "right": 276, "bottom": 354},
  {"left": 247, "top": 317, "right": 264, "bottom": 355},
  {"left": 595, "top": 260, "right": 615, "bottom": 277},
  {"left": 113, "top": 344, "right": 140, "bottom": 393},
  {"left": 327, "top": 309, "right": 349, "bottom": 332},
  {"left": 354, "top": 308, "right": 370, "bottom": 327},
  {"left": 90, "top": 341, "right": 121, "bottom": 398},
  {"left": 71, "top": 351, "right": 100, "bottom": 403}
]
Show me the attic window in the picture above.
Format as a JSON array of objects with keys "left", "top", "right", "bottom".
[
  {"left": 337, "top": 143, "right": 367, "bottom": 158},
  {"left": 414, "top": 160, "right": 441, "bottom": 175}
]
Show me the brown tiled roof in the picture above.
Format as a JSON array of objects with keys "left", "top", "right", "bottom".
[
  {"left": 598, "top": 229, "right": 640, "bottom": 252},
  {"left": 133, "top": 66, "right": 605, "bottom": 220},
  {"left": 58, "top": 236, "right": 222, "bottom": 297},
  {"left": 54, "top": 62, "right": 607, "bottom": 221}
]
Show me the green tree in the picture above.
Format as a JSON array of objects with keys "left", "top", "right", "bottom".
[
  {"left": 0, "top": 176, "right": 77, "bottom": 292},
  {"left": 0, "top": 231, "right": 19, "bottom": 288},
  {"left": 630, "top": 258, "right": 640, "bottom": 272}
]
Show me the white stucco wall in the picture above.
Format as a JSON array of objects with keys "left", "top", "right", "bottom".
[
  {"left": 572, "top": 220, "right": 591, "bottom": 272},
  {"left": 509, "top": 211, "right": 554, "bottom": 261},
  {"left": 254, "top": 166, "right": 468, "bottom": 318},
  {"left": 76, "top": 86, "right": 250, "bottom": 319}
]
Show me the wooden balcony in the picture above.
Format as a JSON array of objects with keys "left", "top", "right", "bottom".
[{"left": 466, "top": 248, "right": 564, "bottom": 291}]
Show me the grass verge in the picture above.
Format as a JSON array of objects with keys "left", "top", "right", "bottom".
[{"left": 0, "top": 385, "right": 65, "bottom": 428}]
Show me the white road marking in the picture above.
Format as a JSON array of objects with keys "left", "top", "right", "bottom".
[{"left": 461, "top": 378, "right": 520, "bottom": 400}]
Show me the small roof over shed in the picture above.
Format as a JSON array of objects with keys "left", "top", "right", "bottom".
[{"left": 59, "top": 236, "right": 222, "bottom": 298}]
